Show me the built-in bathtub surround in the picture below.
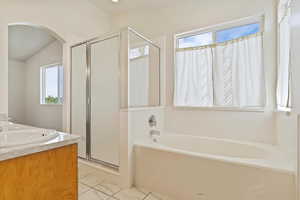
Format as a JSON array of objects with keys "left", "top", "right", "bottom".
[{"left": 134, "top": 133, "right": 296, "bottom": 200}]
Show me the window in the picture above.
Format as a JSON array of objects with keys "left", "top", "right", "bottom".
[
  {"left": 178, "top": 32, "right": 213, "bottom": 48},
  {"left": 216, "top": 23, "right": 260, "bottom": 43},
  {"left": 40, "top": 64, "right": 64, "bottom": 105},
  {"left": 177, "top": 22, "right": 261, "bottom": 49},
  {"left": 130, "top": 45, "right": 149, "bottom": 60},
  {"left": 174, "top": 17, "right": 265, "bottom": 109}
]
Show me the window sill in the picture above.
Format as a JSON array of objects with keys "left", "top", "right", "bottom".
[
  {"left": 120, "top": 106, "right": 165, "bottom": 112},
  {"left": 40, "top": 103, "right": 63, "bottom": 107},
  {"left": 172, "top": 105, "right": 265, "bottom": 112},
  {"left": 276, "top": 107, "right": 292, "bottom": 113}
]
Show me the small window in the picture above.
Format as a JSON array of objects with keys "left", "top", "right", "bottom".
[
  {"left": 130, "top": 45, "right": 149, "bottom": 59},
  {"left": 40, "top": 64, "right": 64, "bottom": 105},
  {"left": 177, "top": 32, "right": 213, "bottom": 48},
  {"left": 216, "top": 23, "right": 260, "bottom": 43}
]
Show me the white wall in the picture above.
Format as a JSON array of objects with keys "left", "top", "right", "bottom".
[
  {"left": 0, "top": 0, "right": 112, "bottom": 131},
  {"left": 8, "top": 59, "right": 26, "bottom": 123},
  {"left": 112, "top": 0, "right": 281, "bottom": 144},
  {"left": 24, "top": 40, "right": 63, "bottom": 130},
  {"left": 290, "top": 1, "right": 300, "bottom": 199},
  {"left": 276, "top": 112, "right": 298, "bottom": 162}
]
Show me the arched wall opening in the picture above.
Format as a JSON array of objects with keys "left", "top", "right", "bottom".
[{"left": 7, "top": 23, "right": 69, "bottom": 132}]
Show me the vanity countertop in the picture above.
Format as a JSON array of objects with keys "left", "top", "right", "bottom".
[{"left": 0, "top": 132, "right": 80, "bottom": 162}]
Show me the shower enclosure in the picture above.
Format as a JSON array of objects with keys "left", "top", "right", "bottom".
[{"left": 70, "top": 27, "right": 160, "bottom": 169}]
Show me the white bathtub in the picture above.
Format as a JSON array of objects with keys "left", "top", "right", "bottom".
[{"left": 134, "top": 133, "right": 296, "bottom": 200}]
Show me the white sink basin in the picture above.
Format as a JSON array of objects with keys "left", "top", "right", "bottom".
[
  {"left": 0, "top": 129, "right": 59, "bottom": 148},
  {"left": 0, "top": 122, "right": 35, "bottom": 132}
]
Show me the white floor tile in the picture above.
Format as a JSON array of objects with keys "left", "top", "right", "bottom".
[
  {"left": 144, "top": 194, "right": 160, "bottom": 200},
  {"left": 80, "top": 173, "right": 105, "bottom": 187},
  {"left": 79, "top": 189, "right": 110, "bottom": 200},
  {"left": 94, "top": 182, "right": 122, "bottom": 196},
  {"left": 113, "top": 188, "right": 146, "bottom": 200},
  {"left": 79, "top": 183, "right": 90, "bottom": 195},
  {"left": 136, "top": 187, "right": 151, "bottom": 195},
  {"left": 149, "top": 192, "right": 175, "bottom": 200},
  {"left": 78, "top": 164, "right": 97, "bottom": 179}
]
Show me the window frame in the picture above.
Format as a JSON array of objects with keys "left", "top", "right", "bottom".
[
  {"left": 175, "top": 15, "right": 264, "bottom": 49},
  {"left": 173, "top": 15, "right": 265, "bottom": 112},
  {"left": 40, "top": 63, "right": 64, "bottom": 105}
]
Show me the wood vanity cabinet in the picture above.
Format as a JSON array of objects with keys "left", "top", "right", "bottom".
[{"left": 0, "top": 144, "right": 78, "bottom": 200}]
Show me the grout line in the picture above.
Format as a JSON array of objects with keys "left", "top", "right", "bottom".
[
  {"left": 79, "top": 168, "right": 164, "bottom": 200},
  {"left": 91, "top": 183, "right": 117, "bottom": 197},
  {"left": 78, "top": 182, "right": 92, "bottom": 196},
  {"left": 112, "top": 188, "right": 124, "bottom": 198},
  {"left": 80, "top": 184, "right": 112, "bottom": 199},
  {"left": 136, "top": 187, "right": 151, "bottom": 196},
  {"left": 143, "top": 193, "right": 151, "bottom": 200},
  {"left": 111, "top": 189, "right": 122, "bottom": 196},
  {"left": 90, "top": 178, "right": 122, "bottom": 197},
  {"left": 100, "top": 180, "right": 122, "bottom": 196},
  {"left": 80, "top": 182, "right": 95, "bottom": 189},
  {"left": 78, "top": 173, "right": 91, "bottom": 180},
  {"left": 78, "top": 169, "right": 95, "bottom": 180},
  {"left": 78, "top": 184, "right": 91, "bottom": 196}
]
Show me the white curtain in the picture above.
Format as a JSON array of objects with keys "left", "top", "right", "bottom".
[
  {"left": 174, "top": 33, "right": 265, "bottom": 108},
  {"left": 174, "top": 47, "right": 213, "bottom": 106},
  {"left": 277, "top": 0, "right": 291, "bottom": 109},
  {"left": 214, "top": 33, "right": 265, "bottom": 107}
]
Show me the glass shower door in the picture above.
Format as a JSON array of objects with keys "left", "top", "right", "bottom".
[{"left": 89, "top": 36, "right": 120, "bottom": 167}]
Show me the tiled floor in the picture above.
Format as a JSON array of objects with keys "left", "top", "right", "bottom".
[{"left": 78, "top": 162, "right": 173, "bottom": 200}]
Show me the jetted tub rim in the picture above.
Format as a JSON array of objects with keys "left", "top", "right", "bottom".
[{"left": 135, "top": 135, "right": 295, "bottom": 175}]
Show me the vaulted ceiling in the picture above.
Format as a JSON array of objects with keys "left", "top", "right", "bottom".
[{"left": 8, "top": 25, "right": 57, "bottom": 61}]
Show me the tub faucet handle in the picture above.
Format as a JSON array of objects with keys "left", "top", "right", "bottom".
[{"left": 148, "top": 115, "right": 157, "bottom": 128}]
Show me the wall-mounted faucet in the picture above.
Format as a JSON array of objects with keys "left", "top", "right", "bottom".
[{"left": 148, "top": 115, "right": 157, "bottom": 128}]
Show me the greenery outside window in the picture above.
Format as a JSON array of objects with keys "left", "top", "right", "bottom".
[{"left": 40, "top": 64, "right": 64, "bottom": 105}]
